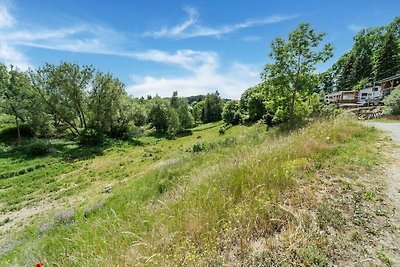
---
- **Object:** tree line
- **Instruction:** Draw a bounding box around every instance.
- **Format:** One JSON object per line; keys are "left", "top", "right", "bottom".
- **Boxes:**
{"left": 320, "top": 17, "right": 400, "bottom": 92}
{"left": 223, "top": 18, "right": 400, "bottom": 129}
{"left": 2, "top": 18, "right": 398, "bottom": 144}
{"left": 0, "top": 62, "right": 225, "bottom": 145}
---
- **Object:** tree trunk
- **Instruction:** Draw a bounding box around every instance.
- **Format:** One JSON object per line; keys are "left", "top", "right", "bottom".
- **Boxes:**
{"left": 15, "top": 116, "right": 21, "bottom": 146}
{"left": 289, "top": 88, "right": 297, "bottom": 130}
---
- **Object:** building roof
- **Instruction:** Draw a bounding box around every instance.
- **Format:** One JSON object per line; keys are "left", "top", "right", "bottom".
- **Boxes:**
{"left": 375, "top": 73, "right": 400, "bottom": 84}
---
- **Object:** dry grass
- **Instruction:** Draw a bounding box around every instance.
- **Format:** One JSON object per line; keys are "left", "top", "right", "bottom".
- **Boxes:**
{"left": 1, "top": 117, "right": 390, "bottom": 266}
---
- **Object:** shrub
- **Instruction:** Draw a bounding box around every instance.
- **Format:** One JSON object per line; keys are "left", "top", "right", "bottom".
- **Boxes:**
{"left": 219, "top": 126, "right": 226, "bottom": 135}
{"left": 222, "top": 100, "right": 242, "bottom": 125}
{"left": 108, "top": 123, "right": 140, "bottom": 140}
{"left": 26, "top": 140, "right": 52, "bottom": 156}
{"left": 192, "top": 142, "right": 204, "bottom": 153}
{"left": 79, "top": 128, "right": 105, "bottom": 146}
{"left": 384, "top": 85, "right": 400, "bottom": 115}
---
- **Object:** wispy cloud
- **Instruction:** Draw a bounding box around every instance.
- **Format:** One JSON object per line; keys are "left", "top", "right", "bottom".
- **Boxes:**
{"left": 348, "top": 24, "right": 364, "bottom": 33}
{"left": 143, "top": 7, "right": 298, "bottom": 39}
{"left": 127, "top": 49, "right": 261, "bottom": 99}
{"left": 0, "top": 0, "right": 14, "bottom": 29}
{"left": 0, "top": 2, "right": 125, "bottom": 69}
{"left": 0, "top": 2, "right": 262, "bottom": 98}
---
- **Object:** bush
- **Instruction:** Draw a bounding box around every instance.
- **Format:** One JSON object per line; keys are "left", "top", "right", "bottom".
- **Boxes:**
{"left": 26, "top": 139, "right": 52, "bottom": 156}
{"left": 222, "top": 100, "right": 242, "bottom": 125}
{"left": 219, "top": 126, "right": 226, "bottom": 135}
{"left": 384, "top": 86, "right": 400, "bottom": 115}
{"left": 108, "top": 123, "right": 139, "bottom": 140}
{"left": 79, "top": 128, "right": 105, "bottom": 146}
{"left": 192, "top": 142, "right": 204, "bottom": 153}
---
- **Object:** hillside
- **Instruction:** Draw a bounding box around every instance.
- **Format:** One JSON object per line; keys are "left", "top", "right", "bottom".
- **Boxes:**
{"left": 1, "top": 117, "right": 397, "bottom": 266}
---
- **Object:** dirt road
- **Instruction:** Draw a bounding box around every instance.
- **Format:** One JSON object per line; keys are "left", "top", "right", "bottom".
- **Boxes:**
{"left": 365, "top": 122, "right": 400, "bottom": 221}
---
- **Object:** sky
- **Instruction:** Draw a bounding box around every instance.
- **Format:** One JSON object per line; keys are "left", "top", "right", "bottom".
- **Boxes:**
{"left": 0, "top": 0, "right": 399, "bottom": 99}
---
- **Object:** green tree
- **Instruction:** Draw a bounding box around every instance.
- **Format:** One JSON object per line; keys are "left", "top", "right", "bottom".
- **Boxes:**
{"left": 30, "top": 63, "right": 94, "bottom": 136}
{"left": 175, "top": 98, "right": 194, "bottom": 131}
{"left": 384, "top": 85, "right": 400, "bottom": 115}
{"left": 169, "top": 91, "right": 194, "bottom": 131}
{"left": 170, "top": 91, "right": 179, "bottom": 109}
{"left": 192, "top": 100, "right": 205, "bottom": 123}
{"left": 374, "top": 30, "right": 400, "bottom": 80}
{"left": 0, "top": 65, "right": 28, "bottom": 144}
{"left": 248, "top": 92, "right": 266, "bottom": 121}
{"left": 203, "top": 91, "right": 223, "bottom": 123}
{"left": 88, "top": 72, "right": 127, "bottom": 135}
{"left": 222, "top": 100, "right": 241, "bottom": 125}
{"left": 262, "top": 23, "right": 333, "bottom": 128}
{"left": 239, "top": 84, "right": 264, "bottom": 113}
{"left": 147, "top": 98, "right": 175, "bottom": 133}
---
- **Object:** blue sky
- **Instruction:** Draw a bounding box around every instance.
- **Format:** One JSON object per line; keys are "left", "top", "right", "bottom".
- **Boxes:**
{"left": 0, "top": 0, "right": 399, "bottom": 98}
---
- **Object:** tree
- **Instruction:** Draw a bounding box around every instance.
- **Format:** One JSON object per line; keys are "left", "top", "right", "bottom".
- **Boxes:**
{"left": 169, "top": 91, "right": 194, "bottom": 131}
{"left": 175, "top": 98, "right": 194, "bottom": 131}
{"left": 147, "top": 98, "right": 175, "bottom": 133}
{"left": 192, "top": 100, "right": 205, "bottom": 123}
{"left": 0, "top": 65, "right": 28, "bottom": 144}
{"left": 88, "top": 72, "right": 127, "bottom": 135}
{"left": 384, "top": 85, "right": 400, "bottom": 115}
{"left": 262, "top": 23, "right": 333, "bottom": 129}
{"left": 170, "top": 91, "right": 179, "bottom": 109}
{"left": 222, "top": 100, "right": 241, "bottom": 125}
{"left": 248, "top": 92, "right": 266, "bottom": 121}
{"left": 203, "top": 91, "right": 223, "bottom": 123}
{"left": 239, "top": 84, "right": 264, "bottom": 113}
{"left": 374, "top": 30, "right": 400, "bottom": 80}
{"left": 30, "top": 63, "right": 94, "bottom": 136}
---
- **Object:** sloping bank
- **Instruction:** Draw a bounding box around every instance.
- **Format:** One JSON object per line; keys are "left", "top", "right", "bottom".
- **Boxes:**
{"left": 3, "top": 117, "right": 386, "bottom": 266}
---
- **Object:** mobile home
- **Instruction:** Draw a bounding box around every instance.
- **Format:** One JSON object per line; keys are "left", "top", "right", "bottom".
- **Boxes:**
{"left": 357, "top": 86, "right": 381, "bottom": 106}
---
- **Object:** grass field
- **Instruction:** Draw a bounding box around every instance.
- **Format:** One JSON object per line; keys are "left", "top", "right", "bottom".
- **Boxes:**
{"left": 0, "top": 117, "right": 392, "bottom": 266}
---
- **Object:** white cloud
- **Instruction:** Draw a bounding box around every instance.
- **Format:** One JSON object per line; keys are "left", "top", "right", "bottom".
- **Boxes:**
{"left": 0, "top": 2, "right": 124, "bottom": 69}
{"left": 0, "top": 2, "right": 262, "bottom": 98}
{"left": 144, "top": 7, "right": 298, "bottom": 39}
{"left": 0, "top": 43, "right": 31, "bottom": 70}
{"left": 348, "top": 24, "right": 364, "bottom": 33}
{"left": 126, "top": 49, "right": 261, "bottom": 99}
{"left": 0, "top": 0, "right": 13, "bottom": 29}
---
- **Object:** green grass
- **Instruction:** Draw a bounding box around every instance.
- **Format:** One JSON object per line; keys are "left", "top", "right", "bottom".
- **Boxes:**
{"left": 0, "top": 118, "right": 386, "bottom": 266}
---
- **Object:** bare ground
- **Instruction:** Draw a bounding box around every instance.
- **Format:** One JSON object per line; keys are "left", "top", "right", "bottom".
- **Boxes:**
{"left": 363, "top": 122, "right": 400, "bottom": 266}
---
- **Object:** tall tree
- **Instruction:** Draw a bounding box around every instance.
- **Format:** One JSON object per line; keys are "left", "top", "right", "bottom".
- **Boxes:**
{"left": 89, "top": 72, "right": 127, "bottom": 134}
{"left": 262, "top": 23, "right": 333, "bottom": 128}
{"left": 374, "top": 30, "right": 400, "bottom": 80}
{"left": 0, "top": 65, "right": 28, "bottom": 144}
{"left": 203, "top": 91, "right": 223, "bottom": 123}
{"left": 30, "top": 63, "right": 94, "bottom": 136}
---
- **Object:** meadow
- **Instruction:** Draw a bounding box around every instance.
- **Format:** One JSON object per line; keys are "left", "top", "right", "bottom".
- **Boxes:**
{"left": 0, "top": 116, "right": 392, "bottom": 266}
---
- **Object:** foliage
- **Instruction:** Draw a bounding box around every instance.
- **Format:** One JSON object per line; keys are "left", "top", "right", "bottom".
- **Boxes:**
{"left": 192, "top": 100, "right": 205, "bottom": 123}
{"left": 79, "top": 127, "right": 106, "bottom": 146}
{"left": 88, "top": 72, "right": 128, "bottom": 135}
{"left": 203, "top": 91, "right": 223, "bottom": 123}
{"left": 327, "top": 17, "right": 400, "bottom": 91}
{"left": 248, "top": 92, "right": 266, "bottom": 121}
{"left": 26, "top": 139, "right": 53, "bottom": 156}
{"left": 262, "top": 23, "right": 333, "bottom": 128}
{"left": 170, "top": 92, "right": 194, "bottom": 131}
{"left": 30, "top": 62, "right": 94, "bottom": 136}
{"left": 384, "top": 86, "right": 400, "bottom": 115}
{"left": 222, "top": 100, "right": 242, "bottom": 125}
{"left": 374, "top": 29, "right": 400, "bottom": 80}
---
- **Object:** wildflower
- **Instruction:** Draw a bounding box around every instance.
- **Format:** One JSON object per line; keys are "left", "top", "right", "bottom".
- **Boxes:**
{"left": 35, "top": 263, "right": 43, "bottom": 267}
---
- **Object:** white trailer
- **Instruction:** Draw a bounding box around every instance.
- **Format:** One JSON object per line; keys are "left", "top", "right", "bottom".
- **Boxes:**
{"left": 357, "top": 86, "right": 381, "bottom": 106}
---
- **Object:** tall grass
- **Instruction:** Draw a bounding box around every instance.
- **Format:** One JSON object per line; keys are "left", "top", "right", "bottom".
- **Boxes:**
{"left": 2, "top": 117, "right": 380, "bottom": 266}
